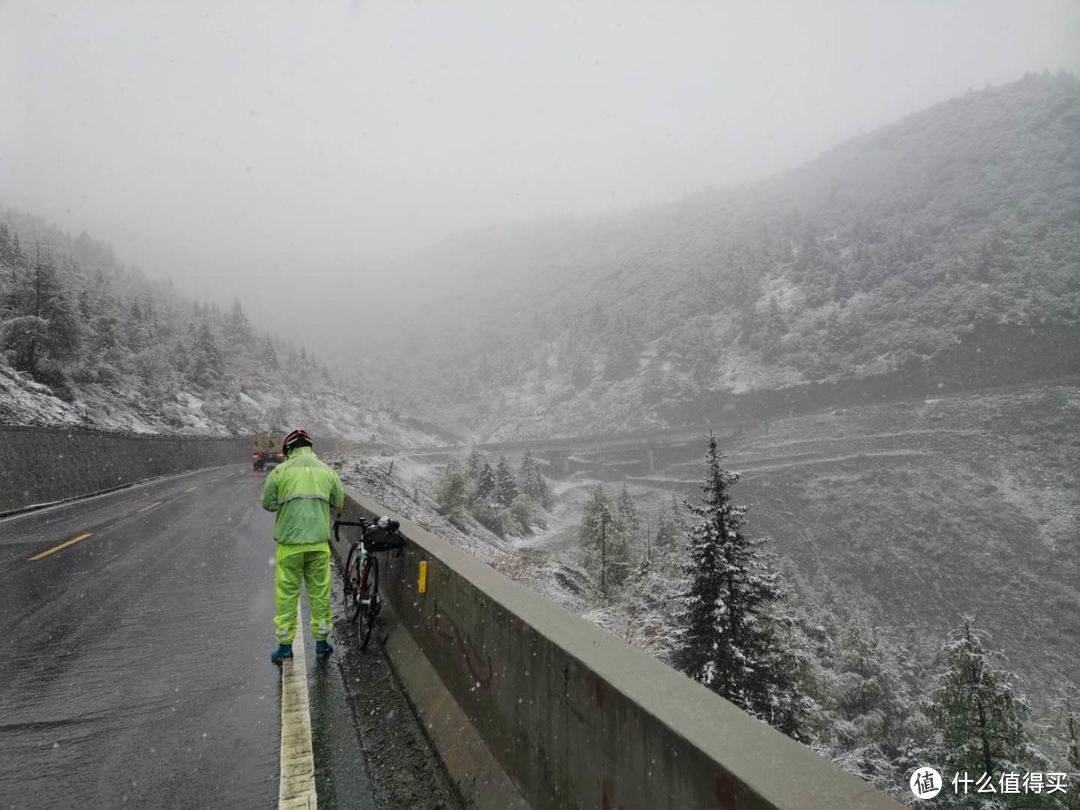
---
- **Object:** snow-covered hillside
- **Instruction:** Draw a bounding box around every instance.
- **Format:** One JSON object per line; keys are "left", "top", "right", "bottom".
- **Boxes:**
{"left": 0, "top": 210, "right": 456, "bottom": 447}
{"left": 0, "top": 361, "right": 451, "bottom": 447}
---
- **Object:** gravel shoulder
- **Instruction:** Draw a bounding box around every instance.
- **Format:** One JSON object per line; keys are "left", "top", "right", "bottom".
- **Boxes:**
{"left": 330, "top": 565, "right": 462, "bottom": 810}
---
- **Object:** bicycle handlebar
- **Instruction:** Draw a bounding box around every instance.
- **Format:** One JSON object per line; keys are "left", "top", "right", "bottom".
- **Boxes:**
{"left": 333, "top": 517, "right": 369, "bottom": 544}
{"left": 332, "top": 517, "right": 404, "bottom": 551}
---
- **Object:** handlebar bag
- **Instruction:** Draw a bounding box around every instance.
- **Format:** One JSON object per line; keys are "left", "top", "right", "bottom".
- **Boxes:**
{"left": 363, "top": 525, "right": 405, "bottom": 552}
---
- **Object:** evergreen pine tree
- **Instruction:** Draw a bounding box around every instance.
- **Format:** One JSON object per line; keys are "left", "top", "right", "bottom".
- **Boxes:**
{"left": 509, "top": 493, "right": 533, "bottom": 533}
{"left": 466, "top": 449, "right": 486, "bottom": 480}
{"left": 1053, "top": 690, "right": 1080, "bottom": 810}
{"left": 189, "top": 321, "right": 224, "bottom": 388}
{"left": 924, "top": 619, "right": 1045, "bottom": 804}
{"left": 124, "top": 300, "right": 151, "bottom": 351}
{"left": 473, "top": 462, "right": 496, "bottom": 504}
{"left": 0, "top": 224, "right": 15, "bottom": 279}
{"left": 634, "top": 541, "right": 653, "bottom": 581}
{"left": 519, "top": 449, "right": 540, "bottom": 497}
{"left": 226, "top": 298, "right": 254, "bottom": 347}
{"left": 91, "top": 307, "right": 122, "bottom": 359}
{"left": 1067, "top": 696, "right": 1080, "bottom": 774}
{"left": 2, "top": 248, "right": 79, "bottom": 375}
{"left": 536, "top": 471, "right": 553, "bottom": 510}
{"left": 494, "top": 455, "right": 518, "bottom": 507}
{"left": 813, "top": 611, "right": 924, "bottom": 794}
{"left": 579, "top": 485, "right": 629, "bottom": 593}
{"left": 654, "top": 506, "right": 678, "bottom": 551}
{"left": 672, "top": 434, "right": 805, "bottom": 736}
{"left": 518, "top": 449, "right": 553, "bottom": 510}
{"left": 434, "top": 461, "right": 468, "bottom": 521}
{"left": 260, "top": 336, "right": 279, "bottom": 371}
{"left": 616, "top": 484, "right": 640, "bottom": 538}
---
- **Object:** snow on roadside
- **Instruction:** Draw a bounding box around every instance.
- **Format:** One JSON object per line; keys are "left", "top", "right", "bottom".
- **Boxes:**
{"left": 0, "top": 360, "right": 453, "bottom": 447}
{"left": 333, "top": 452, "right": 600, "bottom": 615}
{"left": 0, "top": 365, "right": 89, "bottom": 427}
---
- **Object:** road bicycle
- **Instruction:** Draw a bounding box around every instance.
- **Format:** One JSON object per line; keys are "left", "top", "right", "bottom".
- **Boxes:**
{"left": 333, "top": 516, "right": 405, "bottom": 649}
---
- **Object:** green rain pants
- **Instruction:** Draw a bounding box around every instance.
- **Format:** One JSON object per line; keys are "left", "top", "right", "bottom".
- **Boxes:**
{"left": 274, "top": 544, "right": 333, "bottom": 644}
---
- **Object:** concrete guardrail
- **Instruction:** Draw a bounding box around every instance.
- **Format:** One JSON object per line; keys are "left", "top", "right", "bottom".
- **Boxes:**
{"left": 332, "top": 488, "right": 907, "bottom": 810}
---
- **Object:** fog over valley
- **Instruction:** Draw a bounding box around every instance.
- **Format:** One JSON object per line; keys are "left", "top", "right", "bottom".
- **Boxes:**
{"left": 3, "top": 1, "right": 1079, "bottom": 350}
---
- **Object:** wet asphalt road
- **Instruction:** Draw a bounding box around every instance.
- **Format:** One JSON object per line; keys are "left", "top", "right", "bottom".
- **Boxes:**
{"left": 0, "top": 465, "right": 373, "bottom": 809}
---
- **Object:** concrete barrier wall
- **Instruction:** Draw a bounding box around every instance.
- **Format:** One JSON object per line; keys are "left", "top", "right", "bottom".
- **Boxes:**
{"left": 0, "top": 425, "right": 249, "bottom": 514}
{"left": 332, "top": 489, "right": 906, "bottom": 810}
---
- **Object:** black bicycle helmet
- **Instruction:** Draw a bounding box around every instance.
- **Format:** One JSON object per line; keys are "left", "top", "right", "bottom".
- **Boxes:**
{"left": 282, "top": 428, "right": 313, "bottom": 455}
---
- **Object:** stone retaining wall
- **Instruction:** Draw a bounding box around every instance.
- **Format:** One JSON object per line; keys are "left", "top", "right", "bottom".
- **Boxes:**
{"left": 0, "top": 425, "right": 248, "bottom": 514}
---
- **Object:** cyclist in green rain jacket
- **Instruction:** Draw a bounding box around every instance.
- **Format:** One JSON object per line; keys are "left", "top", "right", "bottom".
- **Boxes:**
{"left": 260, "top": 429, "right": 345, "bottom": 664}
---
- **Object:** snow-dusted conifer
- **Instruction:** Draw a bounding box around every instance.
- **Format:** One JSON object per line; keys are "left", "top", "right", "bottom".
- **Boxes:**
{"left": 672, "top": 434, "right": 805, "bottom": 736}
{"left": 1067, "top": 695, "right": 1080, "bottom": 773}
{"left": 494, "top": 455, "right": 518, "bottom": 506}
{"left": 925, "top": 619, "right": 1045, "bottom": 790}
{"left": 189, "top": 320, "right": 224, "bottom": 387}
{"left": 1051, "top": 690, "right": 1080, "bottom": 810}
{"left": 519, "top": 449, "right": 539, "bottom": 495}
{"left": 2, "top": 249, "right": 79, "bottom": 374}
{"left": 226, "top": 298, "right": 254, "bottom": 348}
{"left": 616, "top": 484, "right": 640, "bottom": 537}
{"left": 533, "top": 467, "right": 552, "bottom": 510}
{"left": 654, "top": 507, "right": 678, "bottom": 551}
{"left": 580, "top": 484, "right": 629, "bottom": 592}
{"left": 473, "top": 461, "right": 496, "bottom": 504}
{"left": 260, "top": 336, "right": 279, "bottom": 371}
{"left": 519, "top": 448, "right": 552, "bottom": 509}
{"left": 434, "top": 461, "right": 468, "bottom": 521}
{"left": 465, "top": 449, "right": 486, "bottom": 480}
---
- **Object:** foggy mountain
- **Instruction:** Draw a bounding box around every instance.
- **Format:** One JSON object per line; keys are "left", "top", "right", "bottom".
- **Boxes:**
{"left": 351, "top": 72, "right": 1080, "bottom": 701}
{"left": 0, "top": 209, "right": 453, "bottom": 446}
{"left": 367, "top": 73, "right": 1080, "bottom": 440}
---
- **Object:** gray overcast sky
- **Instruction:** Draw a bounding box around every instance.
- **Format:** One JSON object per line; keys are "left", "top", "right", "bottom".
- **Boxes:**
{"left": 2, "top": 0, "right": 1079, "bottom": 341}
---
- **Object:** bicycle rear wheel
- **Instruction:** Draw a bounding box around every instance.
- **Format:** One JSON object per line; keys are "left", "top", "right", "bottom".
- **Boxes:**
{"left": 357, "top": 555, "right": 380, "bottom": 650}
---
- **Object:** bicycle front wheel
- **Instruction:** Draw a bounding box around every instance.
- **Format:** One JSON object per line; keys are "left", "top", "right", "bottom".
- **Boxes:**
{"left": 343, "top": 544, "right": 363, "bottom": 623}
{"left": 357, "top": 555, "right": 380, "bottom": 650}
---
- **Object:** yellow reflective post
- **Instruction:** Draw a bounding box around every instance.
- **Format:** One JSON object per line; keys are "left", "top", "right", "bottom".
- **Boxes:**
{"left": 418, "top": 560, "right": 428, "bottom": 594}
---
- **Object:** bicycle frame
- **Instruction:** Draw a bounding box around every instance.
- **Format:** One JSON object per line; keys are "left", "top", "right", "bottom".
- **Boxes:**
{"left": 333, "top": 517, "right": 402, "bottom": 649}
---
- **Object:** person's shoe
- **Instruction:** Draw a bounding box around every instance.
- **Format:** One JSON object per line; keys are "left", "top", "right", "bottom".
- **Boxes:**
{"left": 315, "top": 639, "right": 334, "bottom": 658}
{"left": 270, "top": 644, "right": 293, "bottom": 664}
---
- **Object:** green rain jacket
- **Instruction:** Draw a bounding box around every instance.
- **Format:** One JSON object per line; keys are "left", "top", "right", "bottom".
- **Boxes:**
{"left": 260, "top": 446, "right": 345, "bottom": 548}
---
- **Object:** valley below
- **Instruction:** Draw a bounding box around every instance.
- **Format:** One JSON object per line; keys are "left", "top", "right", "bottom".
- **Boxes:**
{"left": 468, "top": 380, "right": 1080, "bottom": 701}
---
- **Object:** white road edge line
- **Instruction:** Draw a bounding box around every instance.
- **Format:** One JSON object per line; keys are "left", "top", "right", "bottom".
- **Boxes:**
{"left": 279, "top": 605, "right": 317, "bottom": 810}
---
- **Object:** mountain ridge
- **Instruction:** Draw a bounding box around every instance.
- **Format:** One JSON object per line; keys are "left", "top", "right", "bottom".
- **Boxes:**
{"left": 362, "top": 72, "right": 1080, "bottom": 441}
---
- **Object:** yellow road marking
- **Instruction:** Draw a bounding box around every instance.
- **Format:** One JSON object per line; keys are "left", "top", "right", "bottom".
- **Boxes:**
{"left": 29, "top": 533, "right": 93, "bottom": 561}
{"left": 138, "top": 501, "right": 162, "bottom": 513}
{"left": 279, "top": 606, "right": 317, "bottom": 809}
{"left": 183, "top": 486, "right": 197, "bottom": 493}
